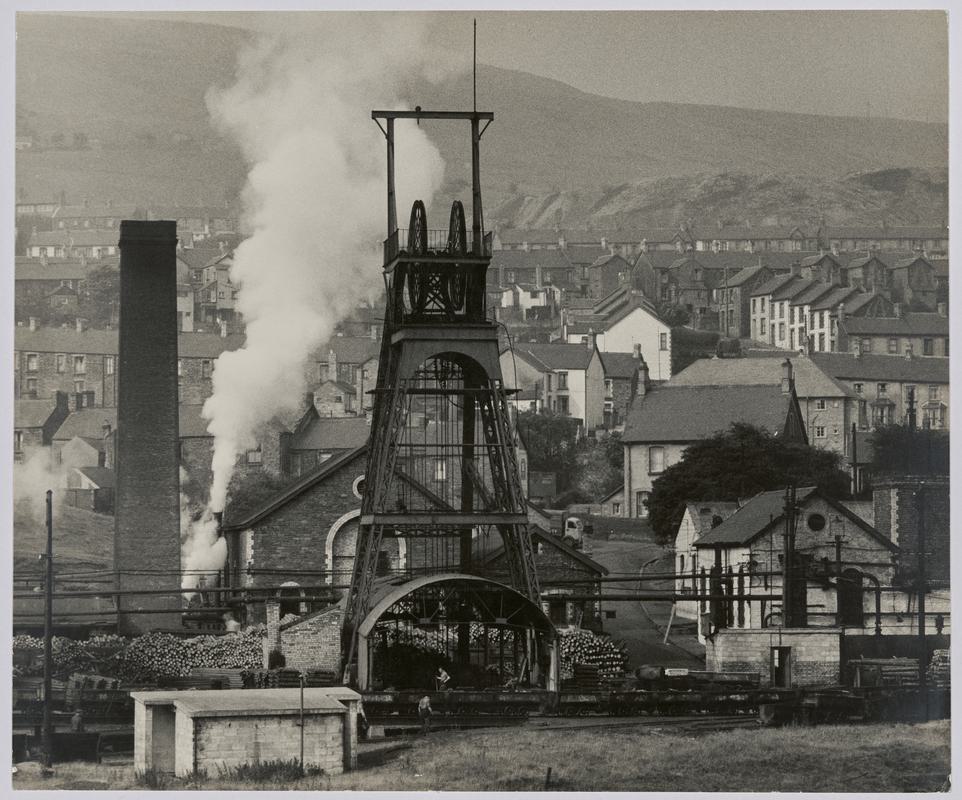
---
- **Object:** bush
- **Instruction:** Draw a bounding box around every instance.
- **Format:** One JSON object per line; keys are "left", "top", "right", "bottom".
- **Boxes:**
{"left": 216, "top": 760, "right": 323, "bottom": 782}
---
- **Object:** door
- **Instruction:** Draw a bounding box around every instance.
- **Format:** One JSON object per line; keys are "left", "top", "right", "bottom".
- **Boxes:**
{"left": 771, "top": 646, "right": 792, "bottom": 688}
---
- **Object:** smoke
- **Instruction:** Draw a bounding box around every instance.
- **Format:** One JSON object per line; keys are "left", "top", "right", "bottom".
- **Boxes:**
{"left": 201, "top": 17, "right": 449, "bottom": 514}
{"left": 180, "top": 467, "right": 227, "bottom": 591}
{"left": 13, "top": 447, "right": 68, "bottom": 524}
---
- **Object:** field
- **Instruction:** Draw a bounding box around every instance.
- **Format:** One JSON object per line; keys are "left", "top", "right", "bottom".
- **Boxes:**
{"left": 11, "top": 720, "right": 951, "bottom": 792}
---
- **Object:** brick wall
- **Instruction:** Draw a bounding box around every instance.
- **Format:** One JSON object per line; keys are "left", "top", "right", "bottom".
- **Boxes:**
{"left": 114, "top": 221, "right": 183, "bottom": 634}
{"left": 874, "top": 477, "right": 950, "bottom": 583}
{"left": 177, "top": 356, "right": 215, "bottom": 405}
{"left": 706, "top": 627, "right": 840, "bottom": 686}
{"left": 174, "top": 708, "right": 195, "bottom": 776}
{"left": 607, "top": 377, "right": 634, "bottom": 428}
{"left": 15, "top": 349, "right": 116, "bottom": 406}
{"left": 192, "top": 713, "right": 346, "bottom": 776}
{"left": 279, "top": 605, "right": 344, "bottom": 674}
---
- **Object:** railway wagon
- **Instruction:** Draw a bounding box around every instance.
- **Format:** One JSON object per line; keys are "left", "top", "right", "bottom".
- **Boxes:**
{"left": 363, "top": 689, "right": 549, "bottom": 719}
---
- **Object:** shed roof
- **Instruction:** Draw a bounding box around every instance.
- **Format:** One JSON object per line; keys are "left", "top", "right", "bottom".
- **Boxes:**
{"left": 162, "top": 688, "right": 353, "bottom": 717}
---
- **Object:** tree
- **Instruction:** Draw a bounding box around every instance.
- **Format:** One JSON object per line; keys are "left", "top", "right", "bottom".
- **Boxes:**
{"left": 646, "top": 423, "right": 851, "bottom": 545}
{"left": 869, "top": 425, "right": 949, "bottom": 477}
{"left": 79, "top": 265, "right": 120, "bottom": 327}
{"left": 517, "top": 409, "right": 581, "bottom": 488}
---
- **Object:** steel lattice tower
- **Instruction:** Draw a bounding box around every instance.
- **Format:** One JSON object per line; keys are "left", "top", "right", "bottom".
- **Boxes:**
{"left": 341, "top": 109, "right": 540, "bottom": 678}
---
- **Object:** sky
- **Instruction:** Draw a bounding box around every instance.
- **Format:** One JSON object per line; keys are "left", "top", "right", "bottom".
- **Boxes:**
{"left": 63, "top": 8, "right": 948, "bottom": 124}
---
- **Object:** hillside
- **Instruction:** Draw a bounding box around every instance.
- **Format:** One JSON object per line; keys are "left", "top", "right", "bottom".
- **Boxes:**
{"left": 15, "top": 14, "right": 948, "bottom": 223}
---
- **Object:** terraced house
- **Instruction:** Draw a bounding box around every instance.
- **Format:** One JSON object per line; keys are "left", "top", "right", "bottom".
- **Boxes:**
{"left": 837, "top": 309, "right": 949, "bottom": 358}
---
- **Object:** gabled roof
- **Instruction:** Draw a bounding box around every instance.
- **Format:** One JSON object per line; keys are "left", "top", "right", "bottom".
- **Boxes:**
{"left": 588, "top": 253, "right": 628, "bottom": 269}
{"left": 514, "top": 343, "right": 594, "bottom": 371}
{"left": 707, "top": 225, "right": 807, "bottom": 241}
{"left": 841, "top": 291, "right": 885, "bottom": 315}
{"left": 844, "top": 254, "right": 889, "bottom": 271}
{"left": 16, "top": 257, "right": 116, "bottom": 281}
{"left": 810, "top": 352, "right": 950, "bottom": 383}
{"left": 599, "top": 352, "right": 641, "bottom": 379}
{"left": 694, "top": 486, "right": 898, "bottom": 552}
{"left": 30, "top": 230, "right": 119, "bottom": 247}
{"left": 799, "top": 253, "right": 842, "bottom": 268}
{"left": 177, "top": 247, "right": 225, "bottom": 269}
{"left": 840, "top": 312, "right": 948, "bottom": 337}
{"left": 15, "top": 398, "right": 60, "bottom": 429}
{"left": 751, "top": 273, "right": 798, "bottom": 297}
{"left": 891, "top": 256, "right": 933, "bottom": 271}
{"left": 52, "top": 405, "right": 214, "bottom": 441}
{"left": 221, "top": 446, "right": 368, "bottom": 531}
{"left": 317, "top": 379, "right": 357, "bottom": 395}
{"left": 490, "top": 248, "right": 573, "bottom": 273}
{"left": 622, "top": 385, "right": 796, "bottom": 443}
{"left": 684, "top": 501, "right": 741, "bottom": 535}
{"left": 45, "top": 284, "right": 78, "bottom": 297}
{"left": 497, "top": 228, "right": 562, "bottom": 246}
{"left": 564, "top": 246, "right": 611, "bottom": 266}
{"left": 671, "top": 355, "right": 851, "bottom": 398}
{"left": 14, "top": 327, "right": 245, "bottom": 359}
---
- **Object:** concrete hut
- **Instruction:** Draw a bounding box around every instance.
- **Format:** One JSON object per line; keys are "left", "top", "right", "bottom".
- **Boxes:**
{"left": 132, "top": 687, "right": 360, "bottom": 777}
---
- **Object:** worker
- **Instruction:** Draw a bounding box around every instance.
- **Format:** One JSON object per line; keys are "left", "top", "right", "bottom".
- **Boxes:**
{"left": 418, "top": 695, "right": 433, "bottom": 733}
{"left": 357, "top": 699, "right": 370, "bottom": 739}
{"left": 70, "top": 708, "right": 85, "bottom": 732}
{"left": 436, "top": 667, "right": 451, "bottom": 691}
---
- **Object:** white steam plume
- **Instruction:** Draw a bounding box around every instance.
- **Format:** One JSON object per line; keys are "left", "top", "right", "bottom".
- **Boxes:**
{"left": 180, "top": 467, "right": 226, "bottom": 592}
{"left": 202, "top": 17, "right": 448, "bottom": 515}
{"left": 13, "top": 447, "right": 68, "bottom": 524}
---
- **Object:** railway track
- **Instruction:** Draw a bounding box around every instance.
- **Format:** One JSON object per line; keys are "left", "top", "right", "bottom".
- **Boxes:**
{"left": 527, "top": 713, "right": 757, "bottom": 734}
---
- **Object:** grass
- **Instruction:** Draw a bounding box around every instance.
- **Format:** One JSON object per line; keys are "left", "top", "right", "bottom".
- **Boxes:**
{"left": 12, "top": 720, "right": 951, "bottom": 792}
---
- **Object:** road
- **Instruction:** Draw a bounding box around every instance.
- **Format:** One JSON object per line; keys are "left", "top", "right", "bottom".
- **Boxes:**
{"left": 586, "top": 535, "right": 705, "bottom": 670}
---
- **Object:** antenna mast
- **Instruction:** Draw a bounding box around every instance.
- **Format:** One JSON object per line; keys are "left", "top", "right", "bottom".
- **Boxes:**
{"left": 473, "top": 18, "right": 477, "bottom": 113}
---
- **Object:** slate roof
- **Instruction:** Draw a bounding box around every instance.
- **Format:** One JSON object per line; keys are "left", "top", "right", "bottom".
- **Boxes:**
{"left": 671, "top": 355, "right": 851, "bottom": 398}
{"left": 891, "top": 256, "right": 932, "bottom": 270}
{"left": 840, "top": 292, "right": 882, "bottom": 315}
{"left": 810, "top": 286, "right": 861, "bottom": 311}
{"left": 622, "top": 385, "right": 795, "bottom": 443}
{"left": 810, "top": 352, "right": 950, "bottom": 383}
{"left": 600, "top": 352, "right": 642, "bottom": 379}
{"left": 75, "top": 466, "right": 116, "bottom": 489}
{"left": 291, "top": 417, "right": 372, "bottom": 451}
{"left": 790, "top": 281, "right": 837, "bottom": 306}
{"left": 694, "top": 487, "right": 817, "bottom": 547}
{"left": 588, "top": 254, "right": 627, "bottom": 269}
{"left": 318, "top": 380, "right": 357, "bottom": 395}
{"left": 799, "top": 253, "right": 841, "bottom": 268}
{"left": 52, "top": 405, "right": 214, "bottom": 441}
{"left": 15, "top": 398, "right": 60, "bottom": 429}
{"left": 221, "top": 446, "right": 368, "bottom": 531}
{"left": 751, "top": 273, "right": 798, "bottom": 297}
{"left": 684, "top": 501, "right": 741, "bottom": 535}
{"left": 490, "top": 248, "right": 573, "bottom": 272}
{"left": 724, "top": 265, "right": 770, "bottom": 286}
{"left": 29, "top": 230, "right": 120, "bottom": 246}
{"left": 707, "top": 225, "right": 807, "bottom": 241}
{"left": 840, "top": 313, "right": 948, "bottom": 336}
{"left": 16, "top": 257, "right": 117, "bottom": 281}
{"left": 772, "top": 277, "right": 815, "bottom": 301}
{"left": 565, "top": 246, "right": 611, "bottom": 265}
{"left": 177, "top": 247, "right": 225, "bottom": 269}
{"left": 514, "top": 343, "right": 594, "bottom": 371}
{"left": 482, "top": 525, "right": 609, "bottom": 576}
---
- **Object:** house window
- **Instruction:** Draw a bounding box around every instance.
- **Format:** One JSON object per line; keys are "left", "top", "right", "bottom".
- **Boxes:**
{"left": 506, "top": 270, "right": 515, "bottom": 283}
{"left": 649, "top": 446, "right": 665, "bottom": 474}
{"left": 556, "top": 396, "right": 569, "bottom": 415}
{"left": 177, "top": 359, "right": 183, "bottom": 377}
{"left": 944, "top": 338, "right": 949, "bottom": 357}
{"left": 854, "top": 383, "right": 863, "bottom": 394}
{"left": 612, "top": 502, "right": 621, "bottom": 515}
{"left": 928, "top": 385, "right": 939, "bottom": 402}
{"left": 105, "top": 356, "right": 115, "bottom": 375}
{"left": 26, "top": 353, "right": 39, "bottom": 372}
{"left": 760, "top": 317, "right": 766, "bottom": 334}
{"left": 435, "top": 459, "right": 447, "bottom": 481}
{"left": 761, "top": 297, "right": 766, "bottom": 312}
{"left": 778, "top": 303, "right": 784, "bottom": 319}
{"left": 752, "top": 298, "right": 757, "bottom": 312}
{"left": 815, "top": 399, "right": 827, "bottom": 410}
{"left": 923, "top": 338, "right": 934, "bottom": 356}
{"left": 887, "top": 338, "right": 898, "bottom": 354}
{"left": 814, "top": 425, "right": 826, "bottom": 438}
{"left": 73, "top": 380, "right": 85, "bottom": 393}
{"left": 818, "top": 333, "right": 825, "bottom": 351}
{"left": 14, "top": 430, "right": 23, "bottom": 452}
{"left": 604, "top": 379, "right": 614, "bottom": 396}
{"left": 877, "top": 383, "right": 887, "bottom": 396}
{"left": 246, "top": 447, "right": 262, "bottom": 465}
{"left": 202, "top": 360, "right": 212, "bottom": 379}
{"left": 55, "top": 354, "right": 66, "bottom": 373}
{"left": 25, "top": 378, "right": 38, "bottom": 397}
{"left": 73, "top": 355, "right": 86, "bottom": 374}
{"left": 860, "top": 338, "right": 872, "bottom": 354}
{"left": 557, "top": 371, "right": 568, "bottom": 389}
{"left": 659, "top": 333, "right": 668, "bottom": 350}
{"left": 778, "top": 323, "right": 785, "bottom": 340}
{"left": 546, "top": 374, "right": 552, "bottom": 392}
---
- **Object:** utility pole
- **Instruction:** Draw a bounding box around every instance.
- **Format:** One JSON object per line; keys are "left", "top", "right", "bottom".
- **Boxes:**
{"left": 916, "top": 483, "right": 928, "bottom": 720}
{"left": 41, "top": 489, "right": 54, "bottom": 771}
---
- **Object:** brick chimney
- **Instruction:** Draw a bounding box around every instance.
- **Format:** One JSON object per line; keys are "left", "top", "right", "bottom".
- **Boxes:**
{"left": 535, "top": 263, "right": 543, "bottom": 288}
{"left": 28, "top": 316, "right": 38, "bottom": 332}
{"left": 633, "top": 343, "right": 649, "bottom": 398}
{"left": 781, "top": 358, "right": 794, "bottom": 394}
{"left": 75, "top": 317, "right": 86, "bottom": 333}
{"left": 114, "top": 220, "right": 183, "bottom": 635}
{"left": 328, "top": 347, "right": 338, "bottom": 382}
{"left": 894, "top": 303, "right": 902, "bottom": 319}
{"left": 937, "top": 302, "right": 947, "bottom": 317}
{"left": 586, "top": 328, "right": 596, "bottom": 351}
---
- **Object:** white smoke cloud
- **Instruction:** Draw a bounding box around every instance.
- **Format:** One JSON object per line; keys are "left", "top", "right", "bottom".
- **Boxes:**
{"left": 13, "top": 447, "right": 68, "bottom": 524}
{"left": 180, "top": 467, "right": 227, "bottom": 592}
{"left": 201, "top": 16, "right": 450, "bottom": 514}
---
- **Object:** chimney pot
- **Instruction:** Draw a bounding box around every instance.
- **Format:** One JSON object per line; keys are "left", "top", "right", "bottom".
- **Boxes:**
{"left": 937, "top": 302, "right": 947, "bottom": 317}
{"left": 894, "top": 303, "right": 902, "bottom": 319}
{"left": 75, "top": 318, "right": 86, "bottom": 333}
{"left": 781, "top": 358, "right": 794, "bottom": 393}
{"left": 29, "top": 317, "right": 38, "bottom": 331}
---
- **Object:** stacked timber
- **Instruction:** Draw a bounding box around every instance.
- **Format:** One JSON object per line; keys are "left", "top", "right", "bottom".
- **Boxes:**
{"left": 926, "top": 650, "right": 950, "bottom": 688}
{"left": 850, "top": 657, "right": 920, "bottom": 688}
{"left": 572, "top": 664, "right": 600, "bottom": 691}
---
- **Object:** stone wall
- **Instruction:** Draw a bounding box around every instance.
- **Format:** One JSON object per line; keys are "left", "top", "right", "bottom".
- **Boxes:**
{"left": 873, "top": 477, "right": 950, "bottom": 583}
{"left": 191, "top": 713, "right": 345, "bottom": 776}
{"left": 706, "top": 627, "right": 841, "bottom": 687}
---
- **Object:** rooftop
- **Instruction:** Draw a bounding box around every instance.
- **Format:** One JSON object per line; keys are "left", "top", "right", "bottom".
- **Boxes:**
{"left": 810, "top": 351, "right": 950, "bottom": 383}
{"left": 291, "top": 416, "right": 372, "bottom": 451}
{"left": 622, "top": 384, "right": 796, "bottom": 443}
{"left": 694, "top": 487, "right": 816, "bottom": 547}
{"left": 600, "top": 351, "right": 643, "bottom": 379}
{"left": 15, "top": 398, "right": 61, "bottom": 429}
{"left": 840, "top": 312, "right": 949, "bottom": 337}
{"left": 671, "top": 355, "right": 851, "bottom": 397}
{"left": 514, "top": 342, "right": 594, "bottom": 371}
